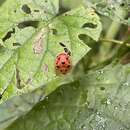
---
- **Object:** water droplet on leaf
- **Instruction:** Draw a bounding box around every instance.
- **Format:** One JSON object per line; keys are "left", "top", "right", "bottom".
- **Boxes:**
{"left": 123, "top": 82, "right": 129, "bottom": 87}
{"left": 106, "top": 98, "right": 111, "bottom": 105}
{"left": 81, "top": 124, "right": 86, "bottom": 129}
{"left": 98, "top": 70, "right": 104, "bottom": 74}
{"left": 114, "top": 106, "right": 118, "bottom": 110}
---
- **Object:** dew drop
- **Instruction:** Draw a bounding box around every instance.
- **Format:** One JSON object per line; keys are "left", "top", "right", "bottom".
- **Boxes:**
{"left": 110, "top": 4, "right": 114, "bottom": 9}
{"left": 114, "top": 106, "right": 118, "bottom": 110}
{"left": 103, "top": 12, "right": 109, "bottom": 16}
{"left": 84, "top": 102, "right": 88, "bottom": 106}
{"left": 123, "top": 82, "right": 129, "bottom": 87}
{"left": 78, "top": 110, "right": 82, "bottom": 114}
{"left": 96, "top": 111, "right": 101, "bottom": 115}
{"left": 98, "top": 70, "right": 104, "bottom": 74}
{"left": 96, "top": 70, "right": 105, "bottom": 81}
{"left": 81, "top": 124, "right": 86, "bottom": 129}
{"left": 106, "top": 98, "right": 111, "bottom": 105}
{"left": 45, "top": 96, "right": 48, "bottom": 100}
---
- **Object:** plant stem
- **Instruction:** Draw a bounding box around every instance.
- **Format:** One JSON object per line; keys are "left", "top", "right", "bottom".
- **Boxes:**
{"left": 99, "top": 7, "right": 127, "bottom": 61}
{"left": 100, "top": 38, "right": 130, "bottom": 47}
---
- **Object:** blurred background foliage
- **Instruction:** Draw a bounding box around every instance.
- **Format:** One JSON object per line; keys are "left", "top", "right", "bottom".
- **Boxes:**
{"left": 59, "top": 0, "right": 130, "bottom": 76}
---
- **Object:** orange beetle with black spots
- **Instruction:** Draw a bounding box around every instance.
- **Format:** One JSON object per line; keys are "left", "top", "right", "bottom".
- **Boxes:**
{"left": 55, "top": 42, "right": 72, "bottom": 74}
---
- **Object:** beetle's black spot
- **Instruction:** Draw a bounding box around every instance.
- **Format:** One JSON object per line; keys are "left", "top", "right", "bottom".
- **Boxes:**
{"left": 67, "top": 65, "right": 70, "bottom": 68}
{"left": 17, "top": 21, "right": 39, "bottom": 29}
{"left": 56, "top": 61, "right": 58, "bottom": 64}
{"left": 65, "top": 69, "right": 68, "bottom": 72}
{"left": 82, "top": 23, "right": 97, "bottom": 28}
{"left": 62, "top": 61, "right": 65, "bottom": 64}
{"left": 66, "top": 57, "right": 68, "bottom": 60}
{"left": 58, "top": 57, "right": 60, "bottom": 60}
{"left": 21, "top": 4, "right": 31, "bottom": 14}
{"left": 56, "top": 66, "right": 60, "bottom": 68}
{"left": 2, "top": 28, "right": 15, "bottom": 42}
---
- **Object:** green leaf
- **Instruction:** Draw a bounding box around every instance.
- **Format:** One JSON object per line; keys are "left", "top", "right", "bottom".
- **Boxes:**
{"left": 0, "top": 75, "right": 74, "bottom": 130}
{"left": 0, "top": 0, "right": 59, "bottom": 37}
{"left": 0, "top": 2, "right": 102, "bottom": 102}
{"left": 5, "top": 63, "right": 130, "bottom": 130}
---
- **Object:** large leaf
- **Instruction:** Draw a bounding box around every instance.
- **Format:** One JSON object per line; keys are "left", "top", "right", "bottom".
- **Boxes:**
{"left": 5, "top": 63, "right": 130, "bottom": 130}
{"left": 0, "top": 0, "right": 59, "bottom": 37}
{"left": 0, "top": 1, "right": 102, "bottom": 102}
{"left": 0, "top": 75, "right": 74, "bottom": 130}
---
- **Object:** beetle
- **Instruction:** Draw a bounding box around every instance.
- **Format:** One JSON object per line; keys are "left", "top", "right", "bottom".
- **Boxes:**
{"left": 55, "top": 42, "right": 72, "bottom": 74}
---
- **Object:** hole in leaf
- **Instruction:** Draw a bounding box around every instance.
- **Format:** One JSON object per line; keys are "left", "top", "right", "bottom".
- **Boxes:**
{"left": 34, "top": 9, "right": 40, "bottom": 12}
{"left": 45, "top": 0, "right": 47, "bottom": 2}
{"left": 59, "top": 42, "right": 66, "bottom": 47}
{"left": 21, "top": 4, "right": 31, "bottom": 14}
{"left": 78, "top": 34, "right": 95, "bottom": 47}
{"left": 52, "top": 29, "right": 57, "bottom": 35}
{"left": 17, "top": 21, "right": 39, "bottom": 29}
{"left": 2, "top": 28, "right": 15, "bottom": 42}
{"left": 120, "top": 3, "right": 125, "bottom": 7}
{"left": 13, "top": 42, "right": 21, "bottom": 46}
{"left": 78, "top": 34, "right": 87, "bottom": 42}
{"left": 0, "top": 94, "right": 2, "bottom": 99}
{"left": 100, "top": 87, "right": 105, "bottom": 90}
{"left": 82, "top": 23, "right": 97, "bottom": 28}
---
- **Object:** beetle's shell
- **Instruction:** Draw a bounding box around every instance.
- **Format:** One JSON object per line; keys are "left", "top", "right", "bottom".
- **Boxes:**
{"left": 55, "top": 53, "right": 72, "bottom": 74}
